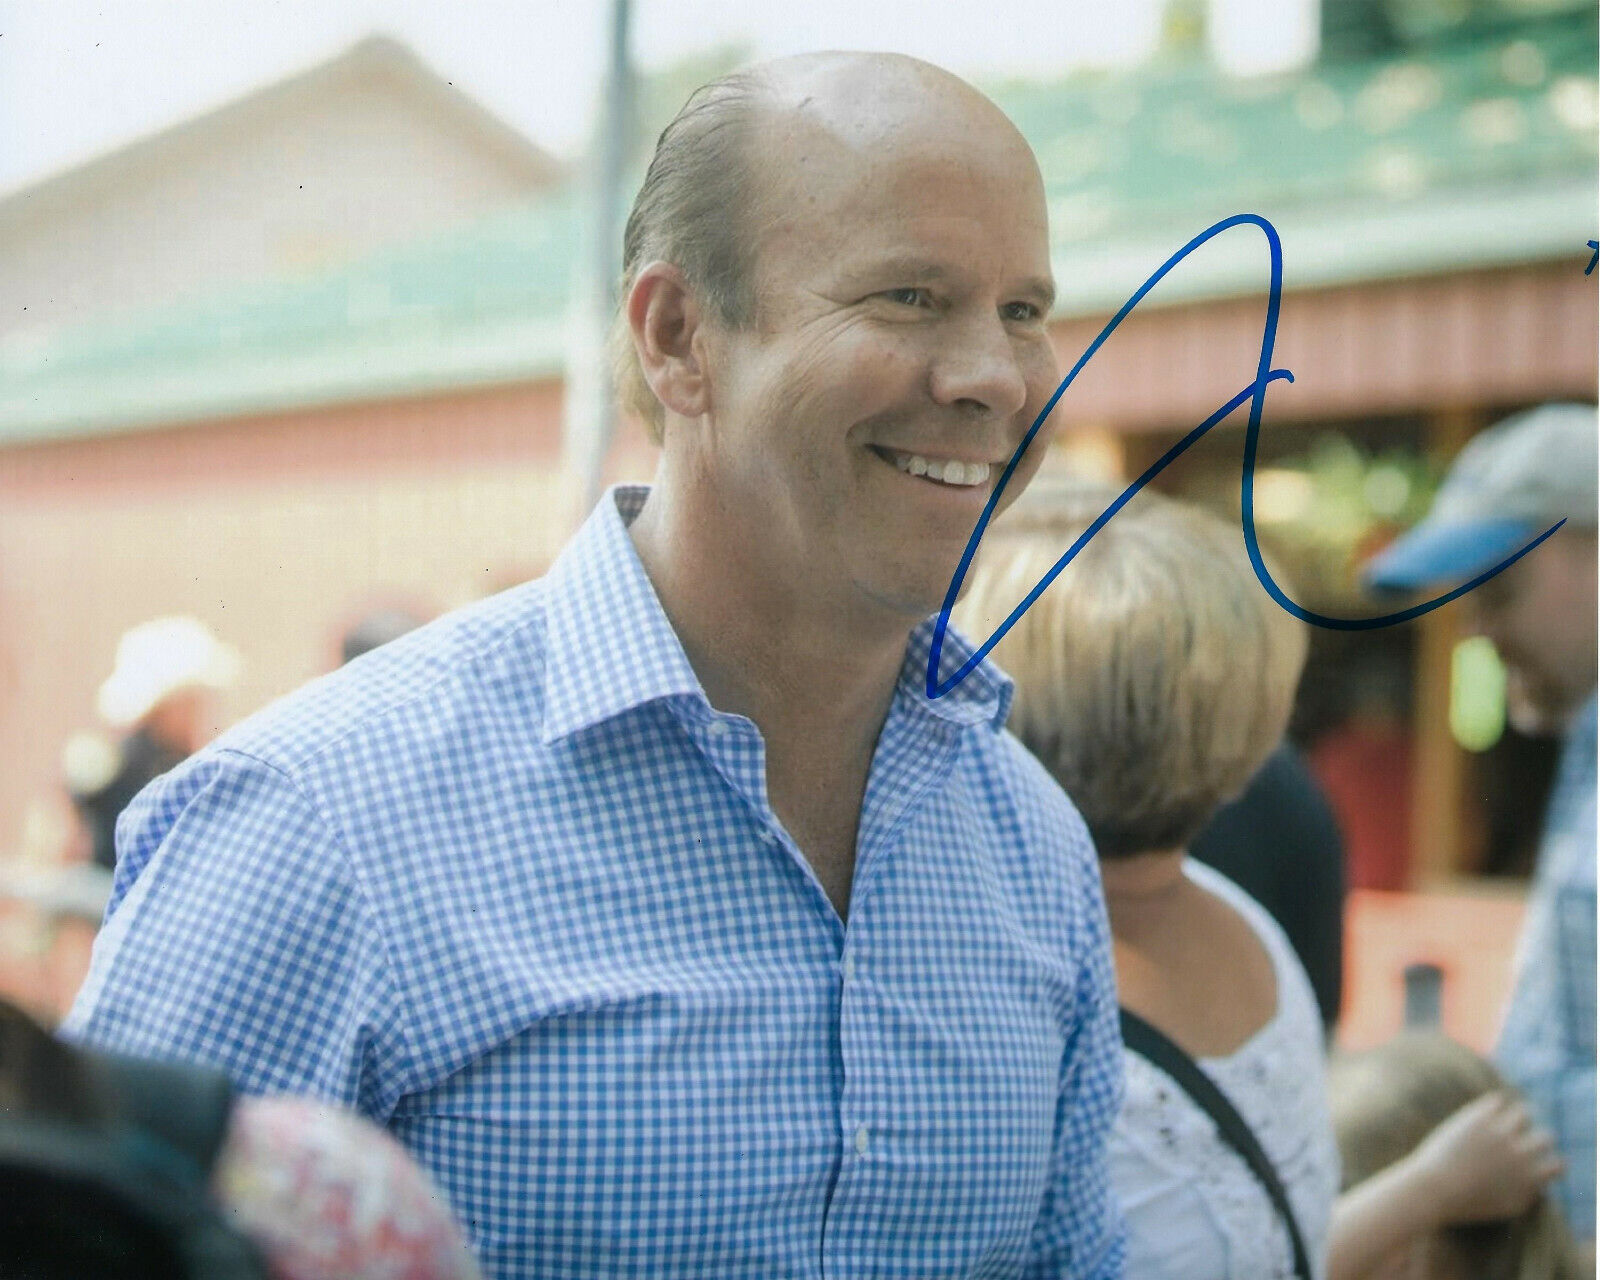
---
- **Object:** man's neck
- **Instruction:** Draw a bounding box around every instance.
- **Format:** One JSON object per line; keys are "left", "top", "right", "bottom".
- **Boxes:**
{"left": 626, "top": 479, "right": 913, "bottom": 749}
{"left": 628, "top": 477, "right": 922, "bottom": 919}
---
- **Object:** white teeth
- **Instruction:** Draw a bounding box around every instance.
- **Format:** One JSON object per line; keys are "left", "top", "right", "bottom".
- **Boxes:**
{"left": 889, "top": 451, "right": 991, "bottom": 487}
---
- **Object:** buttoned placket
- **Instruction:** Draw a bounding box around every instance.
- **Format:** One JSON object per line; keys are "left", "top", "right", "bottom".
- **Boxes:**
{"left": 675, "top": 679, "right": 1005, "bottom": 1272}
{"left": 684, "top": 704, "right": 846, "bottom": 933}
{"left": 825, "top": 694, "right": 974, "bottom": 1273}
{"left": 678, "top": 700, "right": 893, "bottom": 1239}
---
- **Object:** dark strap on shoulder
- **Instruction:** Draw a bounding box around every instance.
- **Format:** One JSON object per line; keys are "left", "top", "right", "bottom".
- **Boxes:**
{"left": 1120, "top": 1007, "right": 1313, "bottom": 1280}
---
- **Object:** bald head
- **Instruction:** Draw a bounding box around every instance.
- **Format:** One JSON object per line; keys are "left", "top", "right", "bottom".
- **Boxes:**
{"left": 612, "top": 53, "right": 1045, "bottom": 440}
{"left": 753, "top": 51, "right": 1034, "bottom": 157}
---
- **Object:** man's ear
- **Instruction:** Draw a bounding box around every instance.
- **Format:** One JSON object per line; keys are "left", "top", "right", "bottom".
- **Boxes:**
{"left": 628, "top": 262, "right": 712, "bottom": 421}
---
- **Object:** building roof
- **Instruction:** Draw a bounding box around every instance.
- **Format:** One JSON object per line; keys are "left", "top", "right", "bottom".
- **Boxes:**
{"left": 1, "top": 12, "right": 1593, "bottom": 445}
{"left": 0, "top": 35, "right": 562, "bottom": 222}
{"left": 996, "top": 6, "right": 1596, "bottom": 311}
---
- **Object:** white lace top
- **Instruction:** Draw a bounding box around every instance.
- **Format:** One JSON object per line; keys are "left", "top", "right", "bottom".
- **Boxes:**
{"left": 1109, "top": 860, "right": 1341, "bottom": 1280}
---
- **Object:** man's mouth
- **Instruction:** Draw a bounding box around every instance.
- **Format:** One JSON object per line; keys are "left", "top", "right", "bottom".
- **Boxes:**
{"left": 872, "top": 446, "right": 992, "bottom": 488}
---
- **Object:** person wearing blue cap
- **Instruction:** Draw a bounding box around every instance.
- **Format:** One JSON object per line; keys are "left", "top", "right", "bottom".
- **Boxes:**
{"left": 1365, "top": 402, "right": 1597, "bottom": 1249}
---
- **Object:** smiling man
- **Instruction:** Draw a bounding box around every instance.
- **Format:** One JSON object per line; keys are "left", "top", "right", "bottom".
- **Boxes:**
{"left": 66, "top": 53, "right": 1124, "bottom": 1279}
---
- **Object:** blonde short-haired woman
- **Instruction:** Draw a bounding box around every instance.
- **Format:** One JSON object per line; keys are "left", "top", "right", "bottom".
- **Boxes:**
{"left": 959, "top": 480, "right": 1566, "bottom": 1279}
{"left": 957, "top": 481, "right": 1335, "bottom": 1279}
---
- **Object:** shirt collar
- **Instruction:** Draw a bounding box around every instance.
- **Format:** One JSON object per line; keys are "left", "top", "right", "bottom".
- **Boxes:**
{"left": 899, "top": 616, "right": 1014, "bottom": 732}
{"left": 539, "top": 486, "right": 706, "bottom": 744}
{"left": 540, "top": 484, "right": 1014, "bottom": 742}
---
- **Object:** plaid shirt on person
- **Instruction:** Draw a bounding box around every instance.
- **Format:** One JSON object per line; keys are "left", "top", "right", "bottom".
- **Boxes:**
{"left": 65, "top": 486, "right": 1126, "bottom": 1279}
{"left": 1497, "top": 693, "right": 1597, "bottom": 1241}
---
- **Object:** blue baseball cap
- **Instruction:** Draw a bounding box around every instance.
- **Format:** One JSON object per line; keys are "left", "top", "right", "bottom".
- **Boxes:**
{"left": 1364, "top": 403, "right": 1597, "bottom": 593}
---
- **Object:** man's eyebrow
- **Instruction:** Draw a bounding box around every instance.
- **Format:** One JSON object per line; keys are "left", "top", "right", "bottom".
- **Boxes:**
{"left": 1019, "top": 276, "right": 1056, "bottom": 311}
{"left": 859, "top": 257, "right": 1057, "bottom": 309}
{"left": 857, "top": 255, "right": 954, "bottom": 283}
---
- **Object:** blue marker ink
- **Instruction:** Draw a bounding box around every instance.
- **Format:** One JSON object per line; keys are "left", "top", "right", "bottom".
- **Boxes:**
{"left": 927, "top": 213, "right": 1567, "bottom": 699}
{"left": 1587, "top": 240, "right": 1598, "bottom": 275}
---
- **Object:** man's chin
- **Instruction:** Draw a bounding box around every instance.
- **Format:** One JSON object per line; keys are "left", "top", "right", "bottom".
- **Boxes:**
{"left": 852, "top": 567, "right": 963, "bottom": 630}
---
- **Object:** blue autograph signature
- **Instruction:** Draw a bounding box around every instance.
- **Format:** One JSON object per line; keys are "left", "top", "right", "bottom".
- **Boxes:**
{"left": 927, "top": 213, "right": 1567, "bottom": 699}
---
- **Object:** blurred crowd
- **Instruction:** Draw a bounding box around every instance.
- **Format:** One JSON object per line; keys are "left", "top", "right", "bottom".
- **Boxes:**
{"left": 1, "top": 404, "right": 1588, "bottom": 1279}
{"left": 60, "top": 607, "right": 427, "bottom": 876}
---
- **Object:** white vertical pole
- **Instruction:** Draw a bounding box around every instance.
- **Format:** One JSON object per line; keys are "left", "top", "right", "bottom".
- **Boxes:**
{"left": 566, "top": 0, "right": 633, "bottom": 515}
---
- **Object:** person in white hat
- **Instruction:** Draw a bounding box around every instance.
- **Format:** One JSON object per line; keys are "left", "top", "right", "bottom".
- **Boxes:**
{"left": 1364, "top": 402, "right": 1597, "bottom": 1248}
{"left": 67, "top": 616, "right": 241, "bottom": 870}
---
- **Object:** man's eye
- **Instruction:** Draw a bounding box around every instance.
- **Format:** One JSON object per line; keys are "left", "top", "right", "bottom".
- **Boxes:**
{"left": 881, "top": 287, "right": 932, "bottom": 307}
{"left": 1002, "top": 301, "right": 1042, "bottom": 322}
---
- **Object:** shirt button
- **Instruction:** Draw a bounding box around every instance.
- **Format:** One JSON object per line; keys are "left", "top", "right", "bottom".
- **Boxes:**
{"left": 841, "top": 955, "right": 856, "bottom": 982}
{"left": 706, "top": 719, "right": 729, "bottom": 737}
{"left": 854, "top": 1125, "right": 870, "bottom": 1156}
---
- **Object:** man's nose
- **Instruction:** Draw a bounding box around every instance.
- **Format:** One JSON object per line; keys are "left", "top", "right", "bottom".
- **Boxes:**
{"left": 928, "top": 310, "right": 1030, "bottom": 419}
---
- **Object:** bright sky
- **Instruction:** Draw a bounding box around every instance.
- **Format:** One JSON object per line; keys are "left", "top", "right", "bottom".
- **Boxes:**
{"left": 0, "top": 0, "right": 1315, "bottom": 193}
{"left": 0, "top": 0, "right": 1152, "bottom": 190}
{"left": 0, "top": 0, "right": 1312, "bottom": 192}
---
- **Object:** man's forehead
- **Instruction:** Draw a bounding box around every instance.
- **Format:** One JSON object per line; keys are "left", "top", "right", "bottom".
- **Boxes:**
{"left": 752, "top": 51, "right": 1032, "bottom": 159}
{"left": 739, "top": 54, "right": 1046, "bottom": 246}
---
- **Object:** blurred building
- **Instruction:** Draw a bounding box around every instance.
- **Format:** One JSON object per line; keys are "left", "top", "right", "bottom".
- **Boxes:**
{"left": 0, "top": 35, "right": 562, "bottom": 343}
{"left": 0, "top": 37, "right": 593, "bottom": 874}
{"left": 997, "top": 0, "right": 1597, "bottom": 886}
{"left": 0, "top": 8, "right": 1594, "bottom": 895}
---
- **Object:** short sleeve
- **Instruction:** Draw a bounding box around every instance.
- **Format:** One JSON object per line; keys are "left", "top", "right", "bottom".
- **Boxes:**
{"left": 62, "top": 749, "right": 416, "bottom": 1120}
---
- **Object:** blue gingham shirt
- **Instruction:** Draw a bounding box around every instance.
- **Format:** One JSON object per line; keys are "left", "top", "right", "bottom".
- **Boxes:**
{"left": 66, "top": 486, "right": 1125, "bottom": 1279}
{"left": 1497, "top": 693, "right": 1596, "bottom": 1240}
